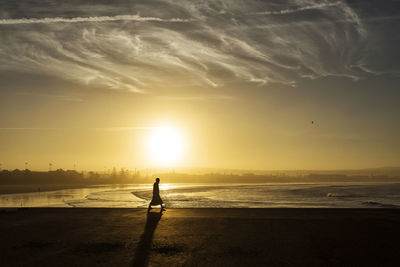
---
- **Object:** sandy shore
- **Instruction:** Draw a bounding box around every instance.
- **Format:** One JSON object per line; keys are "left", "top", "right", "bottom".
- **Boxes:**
{"left": 1, "top": 208, "right": 400, "bottom": 266}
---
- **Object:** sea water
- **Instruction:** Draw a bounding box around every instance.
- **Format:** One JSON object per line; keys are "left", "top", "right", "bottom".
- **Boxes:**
{"left": 1, "top": 183, "right": 400, "bottom": 208}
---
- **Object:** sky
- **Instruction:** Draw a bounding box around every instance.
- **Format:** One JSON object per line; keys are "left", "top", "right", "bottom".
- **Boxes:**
{"left": 0, "top": 0, "right": 399, "bottom": 171}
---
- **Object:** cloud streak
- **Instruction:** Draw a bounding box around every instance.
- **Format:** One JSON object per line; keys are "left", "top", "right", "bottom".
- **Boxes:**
{"left": 0, "top": 126, "right": 159, "bottom": 131}
{"left": 0, "top": 14, "right": 191, "bottom": 25}
{"left": 155, "top": 94, "right": 235, "bottom": 101}
{"left": 255, "top": 2, "right": 341, "bottom": 15}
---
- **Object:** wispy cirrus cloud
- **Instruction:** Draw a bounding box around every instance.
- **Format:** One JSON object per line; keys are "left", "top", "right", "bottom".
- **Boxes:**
{"left": 0, "top": 0, "right": 398, "bottom": 96}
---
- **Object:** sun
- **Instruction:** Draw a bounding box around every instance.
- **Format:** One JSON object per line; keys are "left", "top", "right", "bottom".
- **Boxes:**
{"left": 147, "top": 126, "right": 185, "bottom": 166}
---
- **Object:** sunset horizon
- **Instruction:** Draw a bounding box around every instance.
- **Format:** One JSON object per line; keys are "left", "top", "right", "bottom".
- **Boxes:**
{"left": 1, "top": 0, "right": 400, "bottom": 172}
{"left": 1, "top": 1, "right": 400, "bottom": 266}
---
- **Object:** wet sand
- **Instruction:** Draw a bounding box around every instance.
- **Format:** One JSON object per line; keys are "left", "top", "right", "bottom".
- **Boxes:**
{"left": 0, "top": 184, "right": 95, "bottom": 194}
{"left": 1, "top": 208, "right": 400, "bottom": 266}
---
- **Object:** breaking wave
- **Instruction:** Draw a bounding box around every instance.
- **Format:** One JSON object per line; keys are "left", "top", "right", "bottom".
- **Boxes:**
{"left": 326, "top": 193, "right": 367, "bottom": 198}
{"left": 362, "top": 201, "right": 400, "bottom": 208}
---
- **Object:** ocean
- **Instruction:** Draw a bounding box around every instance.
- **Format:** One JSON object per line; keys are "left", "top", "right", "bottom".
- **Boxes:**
{"left": 1, "top": 183, "right": 400, "bottom": 208}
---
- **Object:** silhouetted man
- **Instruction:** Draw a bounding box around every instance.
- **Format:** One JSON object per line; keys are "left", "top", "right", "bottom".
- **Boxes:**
{"left": 148, "top": 177, "right": 165, "bottom": 211}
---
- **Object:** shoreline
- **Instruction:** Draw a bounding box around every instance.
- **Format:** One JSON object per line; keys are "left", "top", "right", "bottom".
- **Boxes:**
{"left": 2, "top": 181, "right": 400, "bottom": 195}
{"left": 2, "top": 183, "right": 400, "bottom": 209}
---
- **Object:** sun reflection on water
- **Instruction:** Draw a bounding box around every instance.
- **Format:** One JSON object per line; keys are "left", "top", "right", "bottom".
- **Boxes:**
{"left": 159, "top": 184, "right": 175, "bottom": 190}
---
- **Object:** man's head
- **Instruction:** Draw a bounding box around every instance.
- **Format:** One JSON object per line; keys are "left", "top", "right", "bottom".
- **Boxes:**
{"left": 156, "top": 177, "right": 160, "bottom": 183}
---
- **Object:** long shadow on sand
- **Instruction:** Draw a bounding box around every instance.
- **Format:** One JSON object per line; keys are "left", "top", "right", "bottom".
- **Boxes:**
{"left": 131, "top": 209, "right": 163, "bottom": 267}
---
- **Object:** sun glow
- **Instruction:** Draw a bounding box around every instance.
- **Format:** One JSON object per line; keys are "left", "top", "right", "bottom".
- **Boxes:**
{"left": 147, "top": 126, "right": 185, "bottom": 166}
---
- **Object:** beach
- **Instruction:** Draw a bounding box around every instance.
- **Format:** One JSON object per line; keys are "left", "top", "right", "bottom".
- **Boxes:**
{"left": 1, "top": 208, "right": 400, "bottom": 266}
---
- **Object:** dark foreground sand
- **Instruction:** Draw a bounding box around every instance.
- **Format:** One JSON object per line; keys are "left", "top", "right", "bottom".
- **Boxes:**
{"left": 1, "top": 208, "right": 400, "bottom": 267}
